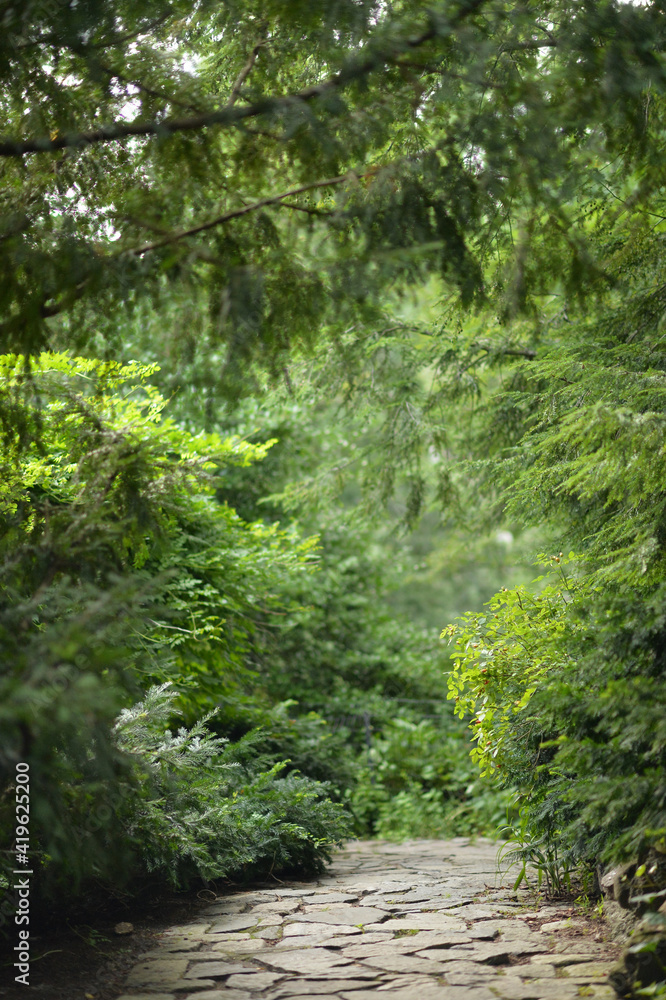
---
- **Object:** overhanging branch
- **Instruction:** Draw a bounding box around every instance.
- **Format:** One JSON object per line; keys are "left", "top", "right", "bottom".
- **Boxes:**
{"left": 0, "top": 171, "right": 363, "bottom": 337}
{"left": 128, "top": 173, "right": 360, "bottom": 256}
{"left": 0, "top": 0, "right": 488, "bottom": 158}
{"left": 227, "top": 41, "right": 265, "bottom": 108}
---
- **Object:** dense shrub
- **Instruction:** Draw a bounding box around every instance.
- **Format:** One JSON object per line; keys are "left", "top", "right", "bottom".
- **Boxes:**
{"left": 114, "top": 684, "right": 350, "bottom": 887}
{"left": 0, "top": 354, "right": 341, "bottom": 923}
{"left": 350, "top": 717, "right": 513, "bottom": 840}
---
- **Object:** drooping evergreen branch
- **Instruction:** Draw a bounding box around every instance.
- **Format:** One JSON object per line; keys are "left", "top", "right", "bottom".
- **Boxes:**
{"left": 90, "top": 13, "right": 174, "bottom": 51}
{"left": 94, "top": 60, "right": 205, "bottom": 114}
{"left": 128, "top": 172, "right": 366, "bottom": 255}
{"left": 0, "top": 0, "right": 488, "bottom": 158}
{"left": 276, "top": 201, "right": 334, "bottom": 218}
{"left": 0, "top": 173, "right": 360, "bottom": 336}
{"left": 14, "top": 13, "right": 173, "bottom": 53}
{"left": 0, "top": 279, "right": 91, "bottom": 341}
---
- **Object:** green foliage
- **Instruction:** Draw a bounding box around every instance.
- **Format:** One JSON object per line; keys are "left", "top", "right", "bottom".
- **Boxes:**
{"left": 5, "top": 0, "right": 666, "bottom": 938}
{"left": 445, "top": 556, "right": 666, "bottom": 871}
{"left": 497, "top": 805, "right": 579, "bottom": 897}
{"left": 4, "top": 0, "right": 666, "bottom": 405}
{"left": 212, "top": 701, "right": 359, "bottom": 800}
{"left": 445, "top": 561, "right": 586, "bottom": 778}
{"left": 253, "top": 526, "right": 448, "bottom": 718}
{"left": 350, "top": 716, "right": 512, "bottom": 841}
{"left": 114, "top": 683, "right": 350, "bottom": 886}
{"left": 158, "top": 387, "right": 509, "bottom": 842}
{"left": 0, "top": 352, "right": 341, "bottom": 917}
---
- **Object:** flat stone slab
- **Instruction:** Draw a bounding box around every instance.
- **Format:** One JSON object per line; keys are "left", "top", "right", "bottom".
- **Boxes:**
{"left": 211, "top": 939, "right": 270, "bottom": 954}
{"left": 484, "top": 976, "right": 584, "bottom": 999}
{"left": 281, "top": 922, "right": 363, "bottom": 938}
{"left": 251, "top": 901, "right": 302, "bottom": 915}
{"left": 360, "top": 953, "right": 458, "bottom": 974}
{"left": 118, "top": 840, "right": 620, "bottom": 1000}
{"left": 380, "top": 914, "right": 468, "bottom": 933}
{"left": 117, "top": 995, "right": 177, "bottom": 1000}
{"left": 531, "top": 951, "right": 604, "bottom": 966}
{"left": 126, "top": 959, "right": 189, "bottom": 986}
{"left": 208, "top": 914, "right": 264, "bottom": 932}
{"left": 183, "top": 993, "right": 253, "bottom": 1000}
{"left": 147, "top": 938, "right": 206, "bottom": 953}
{"left": 269, "top": 979, "right": 383, "bottom": 995}
{"left": 340, "top": 932, "right": 472, "bottom": 958}
{"left": 316, "top": 931, "right": 392, "bottom": 948}
{"left": 287, "top": 906, "right": 386, "bottom": 925}
{"left": 340, "top": 987, "right": 498, "bottom": 1000}
{"left": 254, "top": 949, "right": 354, "bottom": 974}
{"left": 184, "top": 961, "right": 256, "bottom": 978}
{"left": 226, "top": 972, "right": 284, "bottom": 990}
{"left": 302, "top": 893, "right": 359, "bottom": 904}
{"left": 441, "top": 959, "right": 507, "bottom": 985}
{"left": 561, "top": 960, "right": 612, "bottom": 981}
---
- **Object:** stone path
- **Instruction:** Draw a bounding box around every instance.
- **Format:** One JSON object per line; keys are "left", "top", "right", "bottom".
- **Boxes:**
{"left": 117, "top": 839, "right": 621, "bottom": 1000}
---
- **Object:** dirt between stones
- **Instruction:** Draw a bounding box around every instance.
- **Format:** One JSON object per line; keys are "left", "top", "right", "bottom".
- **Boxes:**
{"left": 116, "top": 839, "right": 622, "bottom": 1000}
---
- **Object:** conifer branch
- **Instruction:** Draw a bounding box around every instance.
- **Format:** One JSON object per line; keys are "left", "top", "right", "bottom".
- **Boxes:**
{"left": 91, "top": 14, "right": 173, "bottom": 51}
{"left": 227, "top": 41, "right": 265, "bottom": 108}
{"left": 16, "top": 13, "right": 172, "bottom": 52}
{"left": 474, "top": 342, "right": 537, "bottom": 360}
{"left": 0, "top": 279, "right": 91, "bottom": 340}
{"left": 96, "top": 61, "right": 205, "bottom": 114}
{"left": 0, "top": 0, "right": 488, "bottom": 158}
{"left": 128, "top": 173, "right": 362, "bottom": 256}
{"left": 0, "top": 174, "right": 357, "bottom": 334}
{"left": 500, "top": 37, "right": 558, "bottom": 52}
{"left": 498, "top": 347, "right": 537, "bottom": 359}
{"left": 277, "top": 201, "right": 334, "bottom": 217}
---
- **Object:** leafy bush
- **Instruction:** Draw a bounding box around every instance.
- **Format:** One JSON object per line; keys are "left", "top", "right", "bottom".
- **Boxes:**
{"left": 0, "top": 353, "right": 338, "bottom": 921}
{"left": 350, "top": 716, "right": 512, "bottom": 840}
{"left": 445, "top": 556, "right": 666, "bottom": 875}
{"left": 445, "top": 563, "right": 586, "bottom": 781}
{"left": 115, "top": 684, "right": 350, "bottom": 886}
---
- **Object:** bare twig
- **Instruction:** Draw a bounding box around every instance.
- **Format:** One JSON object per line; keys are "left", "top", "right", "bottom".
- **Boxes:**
{"left": 227, "top": 41, "right": 265, "bottom": 108}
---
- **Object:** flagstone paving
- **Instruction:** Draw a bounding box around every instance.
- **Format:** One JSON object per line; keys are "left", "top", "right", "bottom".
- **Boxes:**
{"left": 116, "top": 839, "right": 621, "bottom": 1000}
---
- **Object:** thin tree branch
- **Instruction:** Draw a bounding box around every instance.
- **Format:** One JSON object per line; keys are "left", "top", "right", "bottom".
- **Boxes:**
{"left": 474, "top": 343, "right": 537, "bottom": 360}
{"left": 273, "top": 200, "right": 333, "bottom": 217}
{"left": 15, "top": 13, "right": 172, "bottom": 52}
{"left": 499, "top": 347, "right": 537, "bottom": 358}
{"left": 41, "top": 281, "right": 90, "bottom": 319}
{"left": 387, "top": 59, "right": 504, "bottom": 90}
{"left": 0, "top": 0, "right": 489, "bottom": 158}
{"left": 0, "top": 173, "right": 355, "bottom": 337}
{"left": 91, "top": 13, "right": 173, "bottom": 51}
{"left": 128, "top": 172, "right": 360, "bottom": 256}
{"left": 227, "top": 41, "right": 265, "bottom": 108}
{"left": 500, "top": 38, "right": 558, "bottom": 52}
{"left": 0, "top": 280, "right": 91, "bottom": 345}
{"left": 96, "top": 61, "right": 205, "bottom": 114}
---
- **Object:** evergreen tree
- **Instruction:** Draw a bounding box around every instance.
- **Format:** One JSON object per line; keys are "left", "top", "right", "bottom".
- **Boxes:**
{"left": 2, "top": 0, "right": 664, "bottom": 386}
